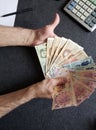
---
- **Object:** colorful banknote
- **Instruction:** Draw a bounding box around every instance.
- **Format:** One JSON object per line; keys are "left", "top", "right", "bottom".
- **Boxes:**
{"left": 35, "top": 36, "right": 96, "bottom": 110}
{"left": 35, "top": 43, "right": 47, "bottom": 75}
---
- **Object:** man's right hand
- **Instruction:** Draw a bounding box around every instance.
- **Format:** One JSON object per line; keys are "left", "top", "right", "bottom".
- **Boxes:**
{"left": 30, "top": 77, "right": 69, "bottom": 99}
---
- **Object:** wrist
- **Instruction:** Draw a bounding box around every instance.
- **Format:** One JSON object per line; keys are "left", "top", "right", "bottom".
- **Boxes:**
{"left": 25, "top": 29, "right": 36, "bottom": 46}
{"left": 26, "top": 84, "right": 38, "bottom": 100}
{"left": 30, "top": 83, "right": 42, "bottom": 98}
{"left": 30, "top": 79, "right": 53, "bottom": 99}
{"left": 28, "top": 82, "right": 45, "bottom": 99}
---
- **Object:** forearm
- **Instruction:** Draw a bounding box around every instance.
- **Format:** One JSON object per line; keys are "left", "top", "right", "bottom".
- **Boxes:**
{"left": 0, "top": 77, "right": 67, "bottom": 118}
{"left": 0, "top": 84, "right": 37, "bottom": 118}
{"left": 0, "top": 14, "right": 60, "bottom": 47}
{"left": 0, "top": 25, "right": 35, "bottom": 47}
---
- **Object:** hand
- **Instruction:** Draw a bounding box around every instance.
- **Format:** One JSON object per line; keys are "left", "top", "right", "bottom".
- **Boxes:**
{"left": 30, "top": 13, "right": 60, "bottom": 46}
{"left": 0, "top": 77, "right": 68, "bottom": 117}
{"left": 0, "top": 13, "right": 60, "bottom": 47}
{"left": 32, "top": 77, "right": 68, "bottom": 99}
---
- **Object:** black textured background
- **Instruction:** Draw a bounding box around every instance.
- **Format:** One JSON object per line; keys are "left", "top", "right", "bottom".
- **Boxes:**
{"left": 0, "top": 0, "right": 96, "bottom": 130}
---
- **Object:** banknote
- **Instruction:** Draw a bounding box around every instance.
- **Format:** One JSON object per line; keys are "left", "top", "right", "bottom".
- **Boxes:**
{"left": 71, "top": 78, "right": 92, "bottom": 105}
{"left": 47, "top": 50, "right": 88, "bottom": 78}
{"left": 52, "top": 73, "right": 94, "bottom": 109}
{"left": 46, "top": 38, "right": 54, "bottom": 72}
{"left": 35, "top": 36, "right": 96, "bottom": 110}
{"left": 72, "top": 63, "right": 96, "bottom": 70}
{"left": 62, "top": 56, "right": 94, "bottom": 70}
{"left": 50, "top": 37, "right": 67, "bottom": 67}
{"left": 50, "top": 39, "right": 84, "bottom": 66}
{"left": 47, "top": 67, "right": 70, "bottom": 78}
{"left": 75, "top": 77, "right": 96, "bottom": 92}
{"left": 35, "top": 43, "right": 47, "bottom": 75}
{"left": 49, "top": 37, "right": 62, "bottom": 67}
{"left": 46, "top": 66, "right": 68, "bottom": 78}
{"left": 56, "top": 50, "right": 88, "bottom": 67}
{"left": 52, "top": 81, "right": 74, "bottom": 110}
{"left": 71, "top": 70, "right": 96, "bottom": 82}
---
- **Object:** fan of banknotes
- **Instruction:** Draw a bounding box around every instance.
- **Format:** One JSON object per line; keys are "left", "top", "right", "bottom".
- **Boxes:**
{"left": 35, "top": 37, "right": 96, "bottom": 110}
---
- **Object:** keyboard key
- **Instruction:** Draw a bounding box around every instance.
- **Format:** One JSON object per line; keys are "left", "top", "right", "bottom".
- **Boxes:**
{"left": 92, "top": 18, "right": 96, "bottom": 23}
{"left": 79, "top": 8, "right": 85, "bottom": 13}
{"left": 74, "top": 0, "right": 80, "bottom": 2}
{"left": 84, "top": 12, "right": 89, "bottom": 17}
{"left": 76, "top": 5, "right": 81, "bottom": 10}
{"left": 86, "top": 15, "right": 94, "bottom": 21}
{"left": 94, "top": 1, "right": 96, "bottom": 6}
{"left": 67, "top": 4, "right": 74, "bottom": 10}
{"left": 79, "top": 1, "right": 84, "bottom": 6}
{"left": 83, "top": 4, "right": 88, "bottom": 10}
{"left": 91, "top": 11, "right": 96, "bottom": 17}
{"left": 89, "top": 22, "right": 95, "bottom": 27}
{"left": 86, "top": 1, "right": 91, "bottom": 6}
{"left": 94, "top": 8, "right": 96, "bottom": 12}
{"left": 89, "top": 0, "right": 94, "bottom": 3}
{"left": 70, "top": 1, "right": 77, "bottom": 7}
{"left": 90, "top": 0, "right": 96, "bottom": 6}
{"left": 85, "top": 18, "right": 90, "bottom": 24}
{"left": 76, "top": 12, "right": 82, "bottom": 17}
{"left": 90, "top": 3, "right": 96, "bottom": 10}
{"left": 80, "top": 15, "right": 86, "bottom": 20}
{"left": 91, "top": 0, "right": 96, "bottom": 6}
{"left": 87, "top": 8, "right": 93, "bottom": 13}
{"left": 82, "top": 0, "right": 87, "bottom": 2}
{"left": 72, "top": 8, "right": 78, "bottom": 14}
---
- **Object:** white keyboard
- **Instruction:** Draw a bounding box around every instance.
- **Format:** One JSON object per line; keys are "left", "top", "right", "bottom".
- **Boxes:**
{"left": 64, "top": 0, "right": 96, "bottom": 32}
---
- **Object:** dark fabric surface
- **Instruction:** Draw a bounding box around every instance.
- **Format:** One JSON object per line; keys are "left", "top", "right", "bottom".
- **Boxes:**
{"left": 0, "top": 0, "right": 96, "bottom": 130}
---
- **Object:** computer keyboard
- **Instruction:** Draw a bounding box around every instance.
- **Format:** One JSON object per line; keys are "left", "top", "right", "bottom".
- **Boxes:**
{"left": 64, "top": 0, "right": 96, "bottom": 32}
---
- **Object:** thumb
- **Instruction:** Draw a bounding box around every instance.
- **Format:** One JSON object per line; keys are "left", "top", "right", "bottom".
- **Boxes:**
{"left": 50, "top": 13, "right": 60, "bottom": 30}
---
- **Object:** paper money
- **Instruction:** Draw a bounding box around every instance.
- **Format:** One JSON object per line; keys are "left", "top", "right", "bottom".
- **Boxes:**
{"left": 57, "top": 50, "right": 88, "bottom": 67}
{"left": 47, "top": 50, "right": 88, "bottom": 78}
{"left": 46, "top": 38, "right": 54, "bottom": 72}
{"left": 47, "top": 67, "right": 70, "bottom": 78}
{"left": 52, "top": 82, "right": 74, "bottom": 109}
{"left": 35, "top": 43, "right": 47, "bottom": 75}
{"left": 62, "top": 56, "right": 94, "bottom": 70}
{"left": 49, "top": 37, "right": 62, "bottom": 66}
{"left": 71, "top": 78, "right": 92, "bottom": 105}
{"left": 75, "top": 78, "right": 96, "bottom": 91}
{"left": 51, "top": 39, "right": 84, "bottom": 66}
{"left": 52, "top": 73, "right": 94, "bottom": 109}
{"left": 50, "top": 37, "right": 67, "bottom": 67}
{"left": 72, "top": 63, "right": 96, "bottom": 70}
{"left": 71, "top": 70, "right": 96, "bottom": 82}
{"left": 36, "top": 36, "right": 96, "bottom": 110}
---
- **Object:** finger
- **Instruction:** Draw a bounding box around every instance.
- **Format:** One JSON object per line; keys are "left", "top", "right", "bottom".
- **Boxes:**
{"left": 52, "top": 77, "right": 68, "bottom": 86}
{"left": 50, "top": 13, "right": 60, "bottom": 30}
